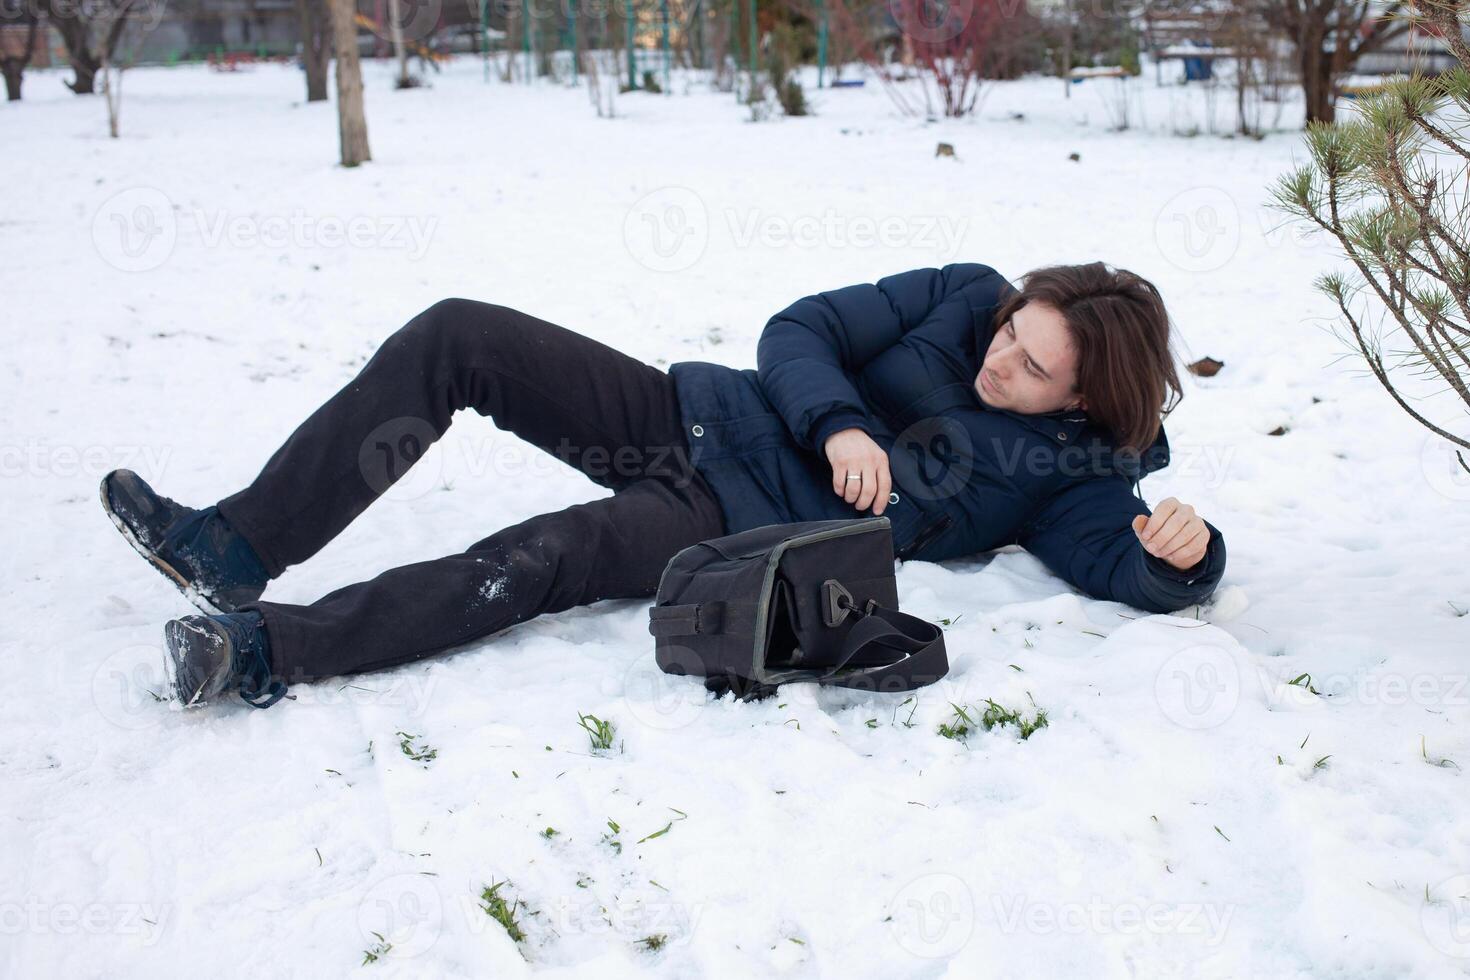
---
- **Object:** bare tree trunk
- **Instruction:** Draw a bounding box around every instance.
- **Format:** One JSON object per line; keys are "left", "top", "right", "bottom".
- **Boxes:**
{"left": 36, "top": 0, "right": 152, "bottom": 96}
{"left": 1, "top": 64, "right": 18, "bottom": 101}
{"left": 503, "top": 2, "right": 519, "bottom": 81}
{"left": 1307, "top": 67, "right": 1335, "bottom": 123}
{"left": 1, "top": 16, "right": 39, "bottom": 100}
{"left": 101, "top": 3, "right": 133, "bottom": 65}
{"left": 297, "top": 0, "right": 331, "bottom": 102}
{"left": 1061, "top": 0, "right": 1072, "bottom": 99}
{"left": 328, "top": 0, "right": 371, "bottom": 166}
{"left": 1261, "top": 0, "right": 1412, "bottom": 126}
{"left": 46, "top": 3, "right": 100, "bottom": 94}
{"left": 1234, "top": 30, "right": 1249, "bottom": 132}
{"left": 387, "top": 0, "right": 409, "bottom": 86}
{"left": 1300, "top": 34, "right": 1336, "bottom": 124}
{"left": 101, "top": 49, "right": 122, "bottom": 137}
{"left": 98, "top": 0, "right": 138, "bottom": 135}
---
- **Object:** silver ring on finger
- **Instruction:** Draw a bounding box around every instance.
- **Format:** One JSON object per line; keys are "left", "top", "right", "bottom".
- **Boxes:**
{"left": 846, "top": 473, "right": 862, "bottom": 481}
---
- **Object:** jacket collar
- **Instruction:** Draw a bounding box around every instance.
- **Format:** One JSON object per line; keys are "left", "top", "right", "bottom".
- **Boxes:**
{"left": 990, "top": 403, "right": 1172, "bottom": 480}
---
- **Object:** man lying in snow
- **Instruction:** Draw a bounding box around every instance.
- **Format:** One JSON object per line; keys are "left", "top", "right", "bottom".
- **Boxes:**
{"left": 100, "top": 261, "right": 1226, "bottom": 709}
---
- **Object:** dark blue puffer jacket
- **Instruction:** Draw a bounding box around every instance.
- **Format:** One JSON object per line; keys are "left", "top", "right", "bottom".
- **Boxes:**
{"left": 667, "top": 262, "right": 1226, "bottom": 614}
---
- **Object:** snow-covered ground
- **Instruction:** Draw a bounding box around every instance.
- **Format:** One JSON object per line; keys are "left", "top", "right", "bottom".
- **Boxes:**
{"left": 3, "top": 54, "right": 1469, "bottom": 979}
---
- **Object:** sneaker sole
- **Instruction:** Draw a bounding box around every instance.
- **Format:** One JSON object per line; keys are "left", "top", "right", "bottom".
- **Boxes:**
{"left": 99, "top": 475, "right": 226, "bottom": 617}
{"left": 163, "top": 618, "right": 232, "bottom": 708}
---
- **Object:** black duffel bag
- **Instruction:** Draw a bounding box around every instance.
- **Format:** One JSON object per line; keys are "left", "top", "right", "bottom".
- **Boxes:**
{"left": 647, "top": 516, "right": 949, "bottom": 700}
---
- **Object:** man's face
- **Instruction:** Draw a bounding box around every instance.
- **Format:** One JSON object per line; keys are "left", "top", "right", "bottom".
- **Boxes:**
{"left": 974, "top": 301, "right": 1084, "bottom": 415}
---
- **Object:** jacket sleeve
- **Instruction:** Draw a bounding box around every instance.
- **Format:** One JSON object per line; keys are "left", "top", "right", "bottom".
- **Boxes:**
{"left": 1016, "top": 477, "right": 1227, "bottom": 614}
{"left": 756, "top": 263, "right": 999, "bottom": 452}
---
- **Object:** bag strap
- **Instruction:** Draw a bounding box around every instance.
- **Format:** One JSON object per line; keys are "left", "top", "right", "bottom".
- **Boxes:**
{"left": 650, "top": 596, "right": 948, "bottom": 692}
{"left": 815, "top": 603, "right": 948, "bottom": 692}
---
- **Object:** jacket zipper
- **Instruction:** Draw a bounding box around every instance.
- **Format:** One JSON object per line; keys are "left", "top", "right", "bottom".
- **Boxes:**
{"left": 899, "top": 514, "right": 953, "bottom": 560}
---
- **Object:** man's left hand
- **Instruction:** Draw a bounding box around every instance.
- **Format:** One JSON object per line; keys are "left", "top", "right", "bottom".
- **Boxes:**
{"left": 1132, "top": 497, "right": 1210, "bottom": 571}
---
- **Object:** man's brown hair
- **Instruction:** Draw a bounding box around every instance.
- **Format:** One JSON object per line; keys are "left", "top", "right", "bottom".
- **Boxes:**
{"left": 992, "top": 262, "right": 1183, "bottom": 453}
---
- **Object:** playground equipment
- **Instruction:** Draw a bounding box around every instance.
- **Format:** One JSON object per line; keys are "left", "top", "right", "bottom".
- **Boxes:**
{"left": 1068, "top": 65, "right": 1131, "bottom": 82}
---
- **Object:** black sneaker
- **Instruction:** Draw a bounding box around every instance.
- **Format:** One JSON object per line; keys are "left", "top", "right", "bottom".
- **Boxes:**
{"left": 101, "top": 469, "right": 269, "bottom": 614}
{"left": 163, "top": 611, "right": 286, "bottom": 708}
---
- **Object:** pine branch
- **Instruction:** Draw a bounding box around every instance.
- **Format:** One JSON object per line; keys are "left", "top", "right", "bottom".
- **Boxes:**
{"left": 1381, "top": 128, "right": 1470, "bottom": 286}
{"left": 1411, "top": 0, "right": 1470, "bottom": 70}
{"left": 1321, "top": 155, "right": 1470, "bottom": 419}
{"left": 1403, "top": 80, "right": 1470, "bottom": 167}
{"left": 1361, "top": 196, "right": 1470, "bottom": 388}
{"left": 1382, "top": 243, "right": 1470, "bottom": 387}
{"left": 1329, "top": 289, "right": 1470, "bottom": 450}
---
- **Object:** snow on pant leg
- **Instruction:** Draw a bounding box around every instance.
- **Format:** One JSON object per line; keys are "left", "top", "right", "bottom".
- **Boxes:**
{"left": 217, "top": 298, "right": 698, "bottom": 577}
{"left": 247, "top": 475, "right": 726, "bottom": 684}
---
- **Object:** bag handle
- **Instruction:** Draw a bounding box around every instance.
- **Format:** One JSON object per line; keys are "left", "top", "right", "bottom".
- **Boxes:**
{"left": 648, "top": 601, "right": 716, "bottom": 637}
{"left": 648, "top": 600, "right": 758, "bottom": 637}
{"left": 815, "top": 601, "right": 948, "bottom": 692}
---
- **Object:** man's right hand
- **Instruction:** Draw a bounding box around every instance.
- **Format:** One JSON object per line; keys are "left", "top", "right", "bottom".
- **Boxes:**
{"left": 823, "top": 428, "right": 892, "bottom": 515}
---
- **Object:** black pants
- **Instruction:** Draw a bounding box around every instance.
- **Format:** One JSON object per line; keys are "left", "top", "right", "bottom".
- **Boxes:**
{"left": 215, "top": 299, "right": 727, "bottom": 685}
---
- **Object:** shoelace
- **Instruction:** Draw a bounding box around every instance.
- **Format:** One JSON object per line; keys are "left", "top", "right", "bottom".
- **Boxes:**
{"left": 233, "top": 619, "right": 288, "bottom": 709}
{"left": 239, "top": 674, "right": 288, "bottom": 709}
